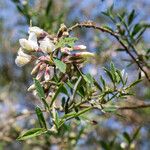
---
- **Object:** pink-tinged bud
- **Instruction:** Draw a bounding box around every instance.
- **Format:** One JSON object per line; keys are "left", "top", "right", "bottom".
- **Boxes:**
{"left": 39, "top": 37, "right": 55, "bottom": 53}
{"left": 27, "top": 84, "right": 35, "bottom": 91}
{"left": 31, "top": 62, "right": 41, "bottom": 75}
{"left": 44, "top": 66, "right": 54, "bottom": 81}
{"left": 36, "top": 70, "right": 44, "bottom": 80}
{"left": 74, "top": 52, "right": 95, "bottom": 58}
{"left": 38, "top": 56, "right": 50, "bottom": 62}
{"left": 15, "top": 54, "right": 32, "bottom": 67}
{"left": 19, "top": 38, "right": 38, "bottom": 52}
{"left": 60, "top": 47, "right": 72, "bottom": 53}
{"left": 73, "top": 45, "right": 86, "bottom": 50}
{"left": 29, "top": 26, "right": 45, "bottom": 37}
{"left": 44, "top": 65, "right": 50, "bottom": 81}
{"left": 39, "top": 63, "right": 47, "bottom": 71}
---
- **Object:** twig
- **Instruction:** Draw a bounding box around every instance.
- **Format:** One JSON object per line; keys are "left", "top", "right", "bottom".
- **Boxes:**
{"left": 117, "top": 103, "right": 150, "bottom": 110}
{"left": 68, "top": 21, "right": 150, "bottom": 82}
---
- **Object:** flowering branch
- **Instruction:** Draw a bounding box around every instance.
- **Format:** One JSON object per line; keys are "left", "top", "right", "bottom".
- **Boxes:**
{"left": 68, "top": 21, "right": 150, "bottom": 82}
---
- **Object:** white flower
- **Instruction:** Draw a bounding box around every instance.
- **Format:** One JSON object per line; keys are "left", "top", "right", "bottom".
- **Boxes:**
{"left": 29, "top": 26, "right": 45, "bottom": 37}
{"left": 15, "top": 55, "right": 32, "bottom": 67}
{"left": 15, "top": 48, "right": 32, "bottom": 67}
{"left": 39, "top": 37, "right": 55, "bottom": 53}
{"left": 19, "top": 32, "right": 38, "bottom": 52}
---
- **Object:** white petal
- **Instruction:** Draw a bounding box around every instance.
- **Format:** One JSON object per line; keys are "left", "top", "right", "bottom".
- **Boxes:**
{"left": 18, "top": 48, "right": 31, "bottom": 57}
{"left": 19, "top": 38, "right": 38, "bottom": 51}
{"left": 29, "top": 26, "right": 44, "bottom": 37}
{"left": 15, "top": 55, "right": 31, "bottom": 67}
{"left": 28, "top": 32, "right": 37, "bottom": 42}
{"left": 39, "top": 37, "right": 55, "bottom": 53}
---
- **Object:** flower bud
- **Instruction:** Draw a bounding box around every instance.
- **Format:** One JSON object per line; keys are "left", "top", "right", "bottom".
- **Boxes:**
{"left": 60, "top": 47, "right": 72, "bottom": 53}
{"left": 73, "top": 52, "right": 95, "bottom": 58}
{"left": 44, "top": 66, "right": 54, "bottom": 81}
{"left": 36, "top": 70, "right": 44, "bottom": 80}
{"left": 73, "top": 45, "right": 86, "bottom": 50}
{"left": 31, "top": 62, "right": 41, "bottom": 75}
{"left": 39, "top": 37, "right": 55, "bottom": 53}
{"left": 19, "top": 39, "right": 38, "bottom": 52}
{"left": 29, "top": 26, "right": 45, "bottom": 37}
{"left": 27, "top": 84, "right": 35, "bottom": 91}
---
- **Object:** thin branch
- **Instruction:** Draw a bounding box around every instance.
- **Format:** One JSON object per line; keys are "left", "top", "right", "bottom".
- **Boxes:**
{"left": 68, "top": 21, "right": 150, "bottom": 82}
{"left": 117, "top": 103, "right": 150, "bottom": 110}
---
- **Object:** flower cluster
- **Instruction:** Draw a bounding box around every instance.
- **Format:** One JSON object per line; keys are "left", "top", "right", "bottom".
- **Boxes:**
{"left": 15, "top": 25, "right": 95, "bottom": 96}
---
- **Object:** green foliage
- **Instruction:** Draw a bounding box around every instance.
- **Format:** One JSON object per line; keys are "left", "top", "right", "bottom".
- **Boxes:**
{"left": 53, "top": 58, "right": 67, "bottom": 73}
{"left": 56, "top": 37, "right": 78, "bottom": 48}
{"left": 17, "top": 128, "right": 46, "bottom": 140}
{"left": 35, "top": 106, "right": 47, "bottom": 129}
{"left": 34, "top": 78, "right": 49, "bottom": 109}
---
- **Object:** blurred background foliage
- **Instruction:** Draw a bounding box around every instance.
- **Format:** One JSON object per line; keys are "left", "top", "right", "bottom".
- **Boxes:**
{"left": 0, "top": 0, "right": 150, "bottom": 149}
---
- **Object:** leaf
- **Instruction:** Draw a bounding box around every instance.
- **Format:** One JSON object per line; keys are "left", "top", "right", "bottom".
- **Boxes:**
{"left": 100, "top": 75, "right": 106, "bottom": 89}
{"left": 132, "top": 24, "right": 142, "bottom": 37}
{"left": 56, "top": 37, "right": 78, "bottom": 48}
{"left": 34, "top": 78, "right": 45, "bottom": 99}
{"left": 110, "top": 62, "right": 116, "bottom": 75}
{"left": 53, "top": 58, "right": 66, "bottom": 73}
{"left": 34, "top": 79, "right": 49, "bottom": 109}
{"left": 123, "top": 132, "right": 131, "bottom": 144}
{"left": 127, "top": 79, "right": 142, "bottom": 88}
{"left": 102, "top": 25, "right": 113, "bottom": 32}
{"left": 103, "top": 106, "right": 117, "bottom": 112}
{"left": 104, "top": 67, "right": 114, "bottom": 83}
{"left": 132, "top": 127, "right": 141, "bottom": 141}
{"left": 17, "top": 128, "right": 46, "bottom": 140}
{"left": 35, "top": 106, "right": 47, "bottom": 129}
{"left": 83, "top": 73, "right": 94, "bottom": 84}
{"left": 50, "top": 84, "right": 68, "bottom": 107}
{"left": 46, "top": 0, "right": 53, "bottom": 15}
{"left": 128, "top": 10, "right": 135, "bottom": 25}
{"left": 54, "top": 111, "right": 60, "bottom": 129}
{"left": 100, "top": 141, "right": 110, "bottom": 150}
{"left": 116, "top": 69, "right": 125, "bottom": 85}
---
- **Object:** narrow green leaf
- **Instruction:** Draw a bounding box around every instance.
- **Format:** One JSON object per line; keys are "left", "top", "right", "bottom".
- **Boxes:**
{"left": 132, "top": 127, "right": 141, "bottom": 141}
{"left": 128, "top": 10, "right": 135, "bottom": 25}
{"left": 83, "top": 73, "right": 94, "bottom": 84}
{"left": 100, "top": 75, "right": 106, "bottom": 89}
{"left": 127, "top": 79, "right": 142, "bottom": 88}
{"left": 34, "top": 78, "right": 45, "bottom": 99}
{"left": 46, "top": 0, "right": 53, "bottom": 15}
{"left": 132, "top": 24, "right": 142, "bottom": 37}
{"left": 103, "top": 106, "right": 117, "bottom": 112}
{"left": 34, "top": 79, "right": 49, "bottom": 109}
{"left": 50, "top": 84, "right": 68, "bottom": 107}
{"left": 123, "top": 132, "right": 131, "bottom": 144}
{"left": 116, "top": 69, "right": 125, "bottom": 85}
{"left": 53, "top": 58, "right": 66, "bottom": 73}
{"left": 54, "top": 111, "right": 60, "bottom": 129}
{"left": 102, "top": 25, "right": 113, "bottom": 32}
{"left": 104, "top": 67, "right": 114, "bottom": 83}
{"left": 35, "top": 106, "right": 47, "bottom": 130}
{"left": 17, "top": 128, "right": 46, "bottom": 140}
